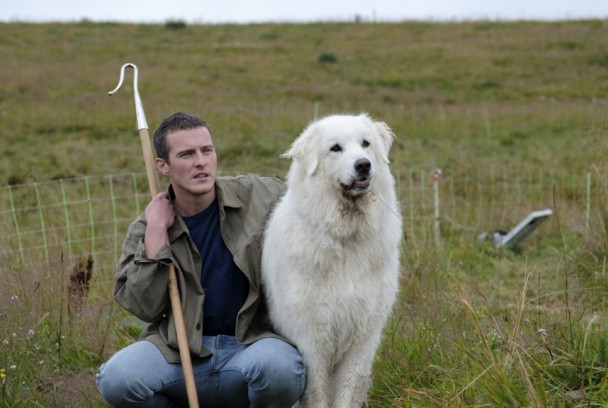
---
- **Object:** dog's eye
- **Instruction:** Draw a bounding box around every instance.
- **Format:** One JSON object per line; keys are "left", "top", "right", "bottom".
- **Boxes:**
{"left": 362, "top": 140, "right": 370, "bottom": 148}
{"left": 330, "top": 144, "right": 342, "bottom": 152}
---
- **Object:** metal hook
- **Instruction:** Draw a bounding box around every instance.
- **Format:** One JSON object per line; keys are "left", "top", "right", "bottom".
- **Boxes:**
{"left": 108, "top": 63, "right": 149, "bottom": 131}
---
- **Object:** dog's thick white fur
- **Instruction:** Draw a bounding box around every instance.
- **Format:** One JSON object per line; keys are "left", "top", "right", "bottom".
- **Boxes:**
{"left": 262, "top": 113, "right": 402, "bottom": 408}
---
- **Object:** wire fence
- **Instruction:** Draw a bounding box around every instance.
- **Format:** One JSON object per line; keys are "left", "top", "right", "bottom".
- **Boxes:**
{"left": 408, "top": 166, "right": 607, "bottom": 248}
{"left": 0, "top": 167, "right": 605, "bottom": 281}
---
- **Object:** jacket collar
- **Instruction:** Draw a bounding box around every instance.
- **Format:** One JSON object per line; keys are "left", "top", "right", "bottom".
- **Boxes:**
{"left": 166, "top": 177, "right": 242, "bottom": 242}
{"left": 214, "top": 177, "right": 242, "bottom": 209}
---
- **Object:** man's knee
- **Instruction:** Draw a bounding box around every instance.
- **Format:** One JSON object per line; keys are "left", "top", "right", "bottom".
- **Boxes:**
{"left": 96, "top": 341, "right": 170, "bottom": 407}
{"left": 247, "top": 338, "right": 307, "bottom": 402}
{"left": 97, "top": 359, "right": 152, "bottom": 405}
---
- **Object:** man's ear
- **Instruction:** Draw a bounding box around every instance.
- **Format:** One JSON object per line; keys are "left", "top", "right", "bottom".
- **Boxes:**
{"left": 156, "top": 158, "right": 170, "bottom": 176}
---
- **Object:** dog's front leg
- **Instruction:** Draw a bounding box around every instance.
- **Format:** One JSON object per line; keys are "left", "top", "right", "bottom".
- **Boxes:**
{"left": 299, "top": 351, "right": 332, "bottom": 408}
{"left": 331, "top": 337, "right": 379, "bottom": 408}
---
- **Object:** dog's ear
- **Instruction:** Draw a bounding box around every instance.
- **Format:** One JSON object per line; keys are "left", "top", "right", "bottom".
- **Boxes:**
{"left": 281, "top": 124, "right": 319, "bottom": 175}
{"left": 373, "top": 120, "right": 395, "bottom": 164}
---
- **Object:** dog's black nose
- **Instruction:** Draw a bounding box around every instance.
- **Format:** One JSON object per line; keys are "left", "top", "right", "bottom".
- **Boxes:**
{"left": 354, "top": 158, "right": 371, "bottom": 176}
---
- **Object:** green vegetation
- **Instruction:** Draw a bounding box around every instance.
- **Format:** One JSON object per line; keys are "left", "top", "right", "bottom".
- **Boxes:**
{"left": 0, "top": 20, "right": 607, "bottom": 406}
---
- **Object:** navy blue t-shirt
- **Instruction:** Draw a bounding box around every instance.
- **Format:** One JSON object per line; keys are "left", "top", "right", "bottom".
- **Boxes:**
{"left": 182, "top": 199, "right": 249, "bottom": 336}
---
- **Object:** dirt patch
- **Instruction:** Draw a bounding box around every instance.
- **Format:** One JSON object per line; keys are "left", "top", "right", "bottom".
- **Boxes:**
{"left": 37, "top": 369, "right": 106, "bottom": 407}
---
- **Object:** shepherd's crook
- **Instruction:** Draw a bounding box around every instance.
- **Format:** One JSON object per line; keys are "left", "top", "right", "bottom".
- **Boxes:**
{"left": 109, "top": 63, "right": 200, "bottom": 408}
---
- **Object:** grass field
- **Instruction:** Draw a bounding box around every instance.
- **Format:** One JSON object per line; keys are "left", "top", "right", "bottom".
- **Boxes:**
{"left": 1, "top": 19, "right": 607, "bottom": 406}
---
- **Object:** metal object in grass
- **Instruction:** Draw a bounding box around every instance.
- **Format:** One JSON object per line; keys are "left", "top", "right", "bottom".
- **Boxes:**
{"left": 477, "top": 209, "right": 553, "bottom": 247}
{"left": 109, "top": 63, "right": 200, "bottom": 408}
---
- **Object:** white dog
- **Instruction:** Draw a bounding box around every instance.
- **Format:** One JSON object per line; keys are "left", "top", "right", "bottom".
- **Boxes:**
{"left": 262, "top": 113, "right": 402, "bottom": 408}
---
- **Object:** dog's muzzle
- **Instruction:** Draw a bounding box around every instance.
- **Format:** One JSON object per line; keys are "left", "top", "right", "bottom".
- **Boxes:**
{"left": 341, "top": 158, "right": 372, "bottom": 193}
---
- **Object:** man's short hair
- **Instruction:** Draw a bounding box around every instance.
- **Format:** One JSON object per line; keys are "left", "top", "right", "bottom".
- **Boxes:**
{"left": 153, "top": 112, "right": 212, "bottom": 162}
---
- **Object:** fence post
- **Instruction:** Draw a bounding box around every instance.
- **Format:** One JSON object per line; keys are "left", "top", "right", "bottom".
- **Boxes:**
{"left": 420, "top": 170, "right": 427, "bottom": 243}
{"left": 7, "top": 185, "right": 25, "bottom": 267}
{"left": 408, "top": 168, "right": 415, "bottom": 243}
{"left": 60, "top": 179, "right": 73, "bottom": 260}
{"left": 34, "top": 181, "right": 49, "bottom": 264}
{"left": 84, "top": 176, "right": 96, "bottom": 259}
{"left": 586, "top": 171, "right": 591, "bottom": 230}
{"left": 131, "top": 172, "right": 141, "bottom": 215}
{"left": 432, "top": 168, "right": 442, "bottom": 248}
{"left": 109, "top": 175, "right": 118, "bottom": 260}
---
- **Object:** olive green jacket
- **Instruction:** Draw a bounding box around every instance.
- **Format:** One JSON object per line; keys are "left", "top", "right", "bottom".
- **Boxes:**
{"left": 114, "top": 174, "right": 286, "bottom": 363}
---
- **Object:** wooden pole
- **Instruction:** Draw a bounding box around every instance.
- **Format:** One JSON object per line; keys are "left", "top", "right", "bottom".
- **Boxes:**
{"left": 110, "top": 63, "right": 199, "bottom": 408}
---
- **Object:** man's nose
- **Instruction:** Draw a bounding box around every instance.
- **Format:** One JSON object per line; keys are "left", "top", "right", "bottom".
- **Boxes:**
{"left": 194, "top": 151, "right": 206, "bottom": 166}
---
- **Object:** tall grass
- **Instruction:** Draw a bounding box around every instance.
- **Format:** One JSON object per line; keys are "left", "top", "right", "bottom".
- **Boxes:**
{"left": 1, "top": 253, "right": 112, "bottom": 406}
{"left": 371, "top": 239, "right": 608, "bottom": 406}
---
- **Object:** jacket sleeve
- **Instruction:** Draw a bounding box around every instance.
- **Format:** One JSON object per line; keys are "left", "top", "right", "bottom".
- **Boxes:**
{"left": 113, "top": 217, "right": 172, "bottom": 322}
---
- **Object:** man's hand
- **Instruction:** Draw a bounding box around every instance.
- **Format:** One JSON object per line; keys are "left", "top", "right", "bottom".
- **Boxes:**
{"left": 144, "top": 192, "right": 175, "bottom": 259}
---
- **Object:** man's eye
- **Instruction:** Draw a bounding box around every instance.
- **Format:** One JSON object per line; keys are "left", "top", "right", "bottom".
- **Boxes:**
{"left": 330, "top": 144, "right": 342, "bottom": 152}
{"left": 362, "top": 140, "right": 370, "bottom": 148}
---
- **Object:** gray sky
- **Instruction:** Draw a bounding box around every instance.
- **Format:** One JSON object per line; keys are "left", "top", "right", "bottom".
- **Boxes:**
{"left": 2, "top": 0, "right": 608, "bottom": 23}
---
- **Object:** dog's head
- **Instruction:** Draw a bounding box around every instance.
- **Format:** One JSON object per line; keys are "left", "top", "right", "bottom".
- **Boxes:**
{"left": 283, "top": 113, "right": 395, "bottom": 197}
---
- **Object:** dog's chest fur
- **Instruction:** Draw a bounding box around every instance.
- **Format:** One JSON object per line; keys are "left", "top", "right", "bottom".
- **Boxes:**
{"left": 264, "top": 188, "right": 399, "bottom": 341}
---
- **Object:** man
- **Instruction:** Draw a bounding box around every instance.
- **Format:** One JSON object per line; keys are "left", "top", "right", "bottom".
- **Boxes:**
{"left": 96, "top": 112, "right": 306, "bottom": 407}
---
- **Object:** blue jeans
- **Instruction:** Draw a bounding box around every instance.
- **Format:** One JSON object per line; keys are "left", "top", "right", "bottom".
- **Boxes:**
{"left": 96, "top": 336, "right": 306, "bottom": 407}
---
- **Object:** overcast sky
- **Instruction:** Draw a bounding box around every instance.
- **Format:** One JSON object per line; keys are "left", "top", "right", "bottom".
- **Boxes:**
{"left": 2, "top": 0, "right": 608, "bottom": 24}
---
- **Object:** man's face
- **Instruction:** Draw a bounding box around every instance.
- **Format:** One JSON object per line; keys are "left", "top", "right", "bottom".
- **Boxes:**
{"left": 156, "top": 126, "right": 217, "bottom": 200}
